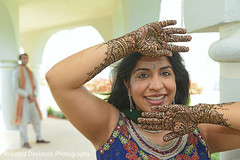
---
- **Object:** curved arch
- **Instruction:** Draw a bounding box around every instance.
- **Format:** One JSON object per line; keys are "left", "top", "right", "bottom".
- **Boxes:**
{"left": 42, "top": 26, "right": 104, "bottom": 70}
{"left": 41, "top": 26, "right": 105, "bottom": 111}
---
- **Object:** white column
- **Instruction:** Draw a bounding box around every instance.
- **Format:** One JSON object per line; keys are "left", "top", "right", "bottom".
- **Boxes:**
{"left": 0, "top": 0, "right": 21, "bottom": 150}
{"left": 209, "top": 22, "right": 240, "bottom": 160}
{"left": 0, "top": 62, "right": 18, "bottom": 130}
{"left": 0, "top": 62, "right": 21, "bottom": 150}
{"left": 0, "top": 108, "right": 7, "bottom": 154}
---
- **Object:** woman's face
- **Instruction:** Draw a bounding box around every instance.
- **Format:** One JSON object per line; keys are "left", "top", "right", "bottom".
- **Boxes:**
{"left": 125, "top": 56, "right": 176, "bottom": 112}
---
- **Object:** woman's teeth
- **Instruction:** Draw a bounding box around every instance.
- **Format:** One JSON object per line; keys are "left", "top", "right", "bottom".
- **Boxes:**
{"left": 146, "top": 96, "right": 164, "bottom": 100}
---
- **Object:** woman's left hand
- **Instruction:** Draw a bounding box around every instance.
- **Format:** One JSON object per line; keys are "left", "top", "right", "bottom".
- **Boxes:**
{"left": 138, "top": 102, "right": 235, "bottom": 142}
{"left": 138, "top": 104, "right": 198, "bottom": 142}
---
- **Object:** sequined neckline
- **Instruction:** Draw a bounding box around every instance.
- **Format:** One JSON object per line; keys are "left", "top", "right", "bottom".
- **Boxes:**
{"left": 127, "top": 118, "right": 188, "bottom": 159}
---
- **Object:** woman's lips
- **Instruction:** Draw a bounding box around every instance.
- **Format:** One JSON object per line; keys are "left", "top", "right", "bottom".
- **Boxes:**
{"left": 145, "top": 95, "right": 165, "bottom": 105}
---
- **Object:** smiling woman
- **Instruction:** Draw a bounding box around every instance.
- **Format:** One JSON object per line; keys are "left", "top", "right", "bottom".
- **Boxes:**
{"left": 45, "top": 20, "right": 240, "bottom": 160}
{"left": 117, "top": 55, "right": 177, "bottom": 112}
{"left": 126, "top": 56, "right": 176, "bottom": 111}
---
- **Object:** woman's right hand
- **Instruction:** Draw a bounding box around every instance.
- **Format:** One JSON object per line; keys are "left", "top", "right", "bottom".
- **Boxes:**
{"left": 127, "top": 20, "right": 192, "bottom": 57}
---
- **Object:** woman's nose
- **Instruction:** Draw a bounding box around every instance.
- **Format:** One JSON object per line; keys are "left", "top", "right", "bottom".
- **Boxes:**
{"left": 148, "top": 75, "right": 164, "bottom": 91}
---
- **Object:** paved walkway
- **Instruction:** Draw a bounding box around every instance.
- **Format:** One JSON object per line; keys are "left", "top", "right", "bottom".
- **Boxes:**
{"left": 0, "top": 118, "right": 96, "bottom": 160}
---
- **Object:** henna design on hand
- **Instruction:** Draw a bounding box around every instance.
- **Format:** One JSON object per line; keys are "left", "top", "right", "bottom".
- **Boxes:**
{"left": 85, "top": 20, "right": 192, "bottom": 82}
{"left": 130, "top": 20, "right": 192, "bottom": 57}
{"left": 138, "top": 102, "right": 235, "bottom": 142}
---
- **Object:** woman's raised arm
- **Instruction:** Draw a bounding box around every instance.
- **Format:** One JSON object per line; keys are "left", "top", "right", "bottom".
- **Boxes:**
{"left": 45, "top": 43, "right": 121, "bottom": 149}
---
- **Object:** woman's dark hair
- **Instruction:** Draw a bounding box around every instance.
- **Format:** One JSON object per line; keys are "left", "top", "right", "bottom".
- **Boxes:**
{"left": 107, "top": 52, "right": 190, "bottom": 110}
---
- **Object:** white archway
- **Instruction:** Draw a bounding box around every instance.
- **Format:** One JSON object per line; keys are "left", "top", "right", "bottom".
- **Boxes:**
{"left": 41, "top": 26, "right": 108, "bottom": 111}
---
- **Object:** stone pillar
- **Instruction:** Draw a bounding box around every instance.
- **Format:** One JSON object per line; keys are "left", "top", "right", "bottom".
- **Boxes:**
{"left": 209, "top": 22, "right": 240, "bottom": 159}
{"left": 0, "top": 107, "right": 6, "bottom": 153}
{"left": 0, "top": 62, "right": 18, "bottom": 130}
{"left": 0, "top": 0, "right": 21, "bottom": 150}
{"left": 0, "top": 62, "right": 21, "bottom": 150}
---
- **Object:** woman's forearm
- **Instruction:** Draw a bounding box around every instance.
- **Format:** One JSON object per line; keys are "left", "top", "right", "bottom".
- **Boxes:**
{"left": 46, "top": 35, "right": 134, "bottom": 90}
{"left": 46, "top": 27, "right": 138, "bottom": 89}
{"left": 204, "top": 102, "right": 240, "bottom": 130}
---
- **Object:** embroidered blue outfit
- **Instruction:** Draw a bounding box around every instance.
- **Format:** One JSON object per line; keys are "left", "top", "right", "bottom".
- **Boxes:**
{"left": 96, "top": 113, "right": 211, "bottom": 160}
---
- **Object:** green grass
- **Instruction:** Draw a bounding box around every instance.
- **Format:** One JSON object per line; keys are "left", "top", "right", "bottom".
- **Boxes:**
{"left": 211, "top": 152, "right": 219, "bottom": 160}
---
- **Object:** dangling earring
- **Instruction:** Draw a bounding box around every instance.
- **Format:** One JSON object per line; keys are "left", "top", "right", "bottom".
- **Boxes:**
{"left": 128, "top": 92, "right": 134, "bottom": 112}
{"left": 172, "top": 99, "right": 175, "bottom": 104}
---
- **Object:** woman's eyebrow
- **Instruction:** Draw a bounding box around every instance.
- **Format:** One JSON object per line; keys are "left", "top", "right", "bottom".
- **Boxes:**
{"left": 133, "top": 68, "right": 149, "bottom": 74}
{"left": 160, "top": 66, "right": 173, "bottom": 70}
{"left": 133, "top": 66, "right": 173, "bottom": 74}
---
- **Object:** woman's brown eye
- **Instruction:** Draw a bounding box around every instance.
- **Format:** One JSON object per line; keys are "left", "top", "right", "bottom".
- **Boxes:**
{"left": 138, "top": 73, "right": 149, "bottom": 78}
{"left": 161, "top": 71, "right": 171, "bottom": 76}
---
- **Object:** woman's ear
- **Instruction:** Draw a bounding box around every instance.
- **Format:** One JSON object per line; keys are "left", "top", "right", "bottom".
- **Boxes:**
{"left": 123, "top": 79, "right": 130, "bottom": 92}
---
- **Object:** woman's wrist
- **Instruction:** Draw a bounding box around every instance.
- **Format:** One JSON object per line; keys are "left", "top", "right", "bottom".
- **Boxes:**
{"left": 195, "top": 103, "right": 232, "bottom": 128}
{"left": 84, "top": 36, "right": 136, "bottom": 83}
{"left": 104, "top": 34, "right": 136, "bottom": 60}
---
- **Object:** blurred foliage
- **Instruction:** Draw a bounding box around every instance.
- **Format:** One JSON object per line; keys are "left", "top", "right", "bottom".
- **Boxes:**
{"left": 189, "top": 81, "right": 203, "bottom": 95}
{"left": 47, "top": 106, "right": 66, "bottom": 119}
{"left": 47, "top": 106, "right": 54, "bottom": 115}
{"left": 84, "top": 78, "right": 112, "bottom": 93}
{"left": 211, "top": 152, "right": 219, "bottom": 160}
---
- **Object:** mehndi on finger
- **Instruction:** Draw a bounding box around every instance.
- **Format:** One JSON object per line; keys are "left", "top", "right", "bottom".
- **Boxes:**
{"left": 164, "top": 28, "right": 187, "bottom": 34}
{"left": 166, "top": 44, "right": 190, "bottom": 52}
{"left": 138, "top": 118, "right": 164, "bottom": 124}
{"left": 168, "top": 35, "right": 192, "bottom": 42}
{"left": 156, "top": 49, "right": 172, "bottom": 57}
{"left": 141, "top": 112, "right": 165, "bottom": 118}
{"left": 163, "top": 132, "right": 180, "bottom": 142}
{"left": 158, "top": 20, "right": 177, "bottom": 27}
{"left": 151, "top": 105, "right": 168, "bottom": 112}
{"left": 140, "top": 124, "right": 164, "bottom": 131}
{"left": 141, "top": 112, "right": 156, "bottom": 118}
{"left": 138, "top": 118, "right": 155, "bottom": 124}
{"left": 150, "top": 20, "right": 177, "bottom": 34}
